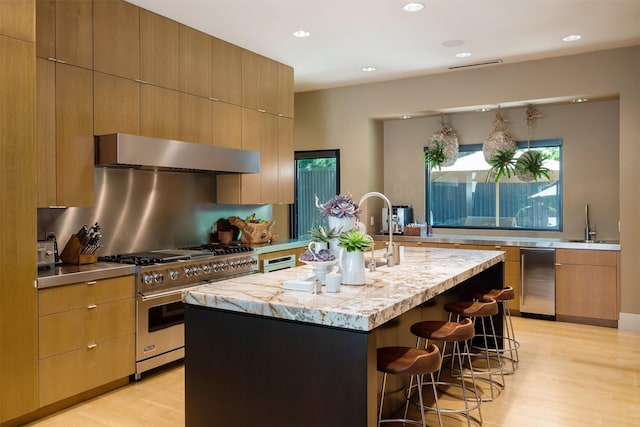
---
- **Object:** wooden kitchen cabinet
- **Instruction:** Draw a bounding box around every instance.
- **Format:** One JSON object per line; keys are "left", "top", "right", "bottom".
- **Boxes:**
{"left": 37, "top": 59, "right": 94, "bottom": 207}
{"left": 212, "top": 101, "right": 242, "bottom": 149}
{"left": 140, "top": 9, "right": 179, "bottom": 89}
{"left": 38, "top": 275, "right": 135, "bottom": 407}
{"left": 0, "top": 0, "right": 34, "bottom": 42}
{"left": 93, "top": 0, "right": 140, "bottom": 80}
{"left": 94, "top": 71, "right": 141, "bottom": 136}
{"left": 556, "top": 249, "right": 619, "bottom": 327}
{"left": 242, "top": 50, "right": 278, "bottom": 113}
{"left": 179, "top": 24, "right": 213, "bottom": 97}
{"left": 36, "top": 0, "right": 93, "bottom": 69}
{"left": 476, "top": 245, "right": 521, "bottom": 313}
{"left": 140, "top": 84, "right": 180, "bottom": 140}
{"left": 277, "top": 63, "right": 294, "bottom": 118}
{"left": 212, "top": 38, "right": 242, "bottom": 105}
{"left": 217, "top": 109, "right": 293, "bottom": 204}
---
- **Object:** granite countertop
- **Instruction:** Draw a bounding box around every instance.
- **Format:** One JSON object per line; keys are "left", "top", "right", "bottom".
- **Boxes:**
{"left": 37, "top": 262, "right": 136, "bottom": 289}
{"left": 183, "top": 246, "right": 504, "bottom": 331}
{"left": 382, "top": 234, "right": 621, "bottom": 251}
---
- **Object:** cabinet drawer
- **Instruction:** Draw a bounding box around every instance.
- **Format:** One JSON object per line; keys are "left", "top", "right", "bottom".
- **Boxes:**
{"left": 475, "top": 245, "right": 519, "bottom": 261}
{"left": 39, "top": 298, "right": 135, "bottom": 358}
{"left": 39, "top": 275, "right": 134, "bottom": 315}
{"left": 39, "top": 334, "right": 135, "bottom": 407}
{"left": 556, "top": 249, "right": 617, "bottom": 266}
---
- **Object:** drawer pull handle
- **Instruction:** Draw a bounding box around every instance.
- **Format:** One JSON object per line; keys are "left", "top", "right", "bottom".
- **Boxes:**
{"left": 87, "top": 344, "right": 97, "bottom": 349}
{"left": 87, "top": 304, "right": 97, "bottom": 309}
{"left": 87, "top": 281, "right": 97, "bottom": 285}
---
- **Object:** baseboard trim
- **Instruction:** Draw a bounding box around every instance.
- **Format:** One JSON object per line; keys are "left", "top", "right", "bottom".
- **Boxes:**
{"left": 618, "top": 312, "right": 640, "bottom": 331}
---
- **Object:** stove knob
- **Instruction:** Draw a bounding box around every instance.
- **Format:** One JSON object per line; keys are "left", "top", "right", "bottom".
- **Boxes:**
{"left": 203, "top": 263, "right": 212, "bottom": 274}
{"left": 143, "top": 273, "right": 154, "bottom": 285}
{"left": 169, "top": 269, "right": 179, "bottom": 280}
{"left": 183, "top": 266, "right": 193, "bottom": 277}
{"left": 193, "top": 266, "right": 202, "bottom": 276}
{"left": 154, "top": 272, "right": 163, "bottom": 283}
{"left": 220, "top": 262, "right": 228, "bottom": 271}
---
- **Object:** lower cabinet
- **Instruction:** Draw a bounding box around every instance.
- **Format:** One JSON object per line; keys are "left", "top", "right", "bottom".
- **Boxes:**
{"left": 556, "top": 249, "right": 619, "bottom": 327}
{"left": 38, "top": 275, "right": 135, "bottom": 407}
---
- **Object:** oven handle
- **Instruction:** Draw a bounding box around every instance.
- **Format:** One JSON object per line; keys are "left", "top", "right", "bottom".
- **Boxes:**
{"left": 140, "top": 287, "right": 198, "bottom": 301}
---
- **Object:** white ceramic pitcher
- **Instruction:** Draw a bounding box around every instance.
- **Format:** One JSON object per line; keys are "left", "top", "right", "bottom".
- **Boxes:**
{"left": 338, "top": 248, "right": 366, "bottom": 285}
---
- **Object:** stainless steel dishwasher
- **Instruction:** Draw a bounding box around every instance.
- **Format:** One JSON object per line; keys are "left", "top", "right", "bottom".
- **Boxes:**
{"left": 520, "top": 248, "right": 556, "bottom": 320}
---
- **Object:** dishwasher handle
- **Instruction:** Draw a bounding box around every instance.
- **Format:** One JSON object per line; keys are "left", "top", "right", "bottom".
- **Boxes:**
{"left": 262, "top": 253, "right": 297, "bottom": 273}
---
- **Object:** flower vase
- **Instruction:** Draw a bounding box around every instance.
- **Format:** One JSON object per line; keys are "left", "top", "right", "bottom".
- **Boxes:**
{"left": 338, "top": 249, "right": 366, "bottom": 286}
{"left": 327, "top": 216, "right": 356, "bottom": 261}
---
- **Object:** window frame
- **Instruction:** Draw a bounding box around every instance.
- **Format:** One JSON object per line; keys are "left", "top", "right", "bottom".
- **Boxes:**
{"left": 425, "top": 138, "right": 563, "bottom": 231}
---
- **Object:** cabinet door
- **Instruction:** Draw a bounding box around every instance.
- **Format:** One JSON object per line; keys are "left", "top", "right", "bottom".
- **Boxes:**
{"left": 35, "top": 0, "right": 55, "bottom": 59}
{"left": 260, "top": 57, "right": 278, "bottom": 113}
{"left": 212, "top": 38, "right": 242, "bottom": 105}
{"left": 140, "top": 9, "right": 179, "bottom": 89}
{"left": 240, "top": 108, "right": 262, "bottom": 203}
{"left": 0, "top": 0, "right": 35, "bottom": 41}
{"left": 556, "top": 264, "right": 618, "bottom": 322}
{"left": 179, "top": 92, "right": 213, "bottom": 144}
{"left": 241, "top": 49, "right": 261, "bottom": 110}
{"left": 179, "top": 24, "right": 212, "bottom": 97}
{"left": 55, "top": 0, "right": 93, "bottom": 68}
{"left": 212, "top": 101, "right": 242, "bottom": 149}
{"left": 94, "top": 72, "right": 140, "bottom": 136}
{"left": 140, "top": 84, "right": 180, "bottom": 140}
{"left": 277, "top": 116, "right": 294, "bottom": 204}
{"left": 55, "top": 63, "right": 94, "bottom": 207}
{"left": 277, "top": 63, "right": 294, "bottom": 118}
{"left": 93, "top": 0, "right": 139, "bottom": 79}
{"left": 36, "top": 58, "right": 57, "bottom": 207}
{"left": 260, "top": 113, "right": 278, "bottom": 203}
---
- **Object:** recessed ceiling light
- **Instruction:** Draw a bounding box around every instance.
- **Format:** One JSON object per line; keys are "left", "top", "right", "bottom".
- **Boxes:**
{"left": 572, "top": 98, "right": 589, "bottom": 103}
{"left": 402, "top": 2, "right": 425, "bottom": 12}
{"left": 456, "top": 52, "right": 472, "bottom": 58}
{"left": 292, "top": 30, "right": 311, "bottom": 38}
{"left": 362, "top": 66, "right": 376, "bottom": 72}
{"left": 476, "top": 107, "right": 491, "bottom": 112}
{"left": 401, "top": 115, "right": 412, "bottom": 119}
{"left": 562, "top": 34, "right": 582, "bottom": 42}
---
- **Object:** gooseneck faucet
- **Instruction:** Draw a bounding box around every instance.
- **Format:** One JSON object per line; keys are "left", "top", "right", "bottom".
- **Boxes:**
{"left": 358, "top": 191, "right": 395, "bottom": 266}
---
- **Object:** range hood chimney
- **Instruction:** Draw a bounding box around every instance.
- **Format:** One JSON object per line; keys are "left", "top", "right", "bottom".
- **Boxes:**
{"left": 95, "top": 133, "right": 259, "bottom": 174}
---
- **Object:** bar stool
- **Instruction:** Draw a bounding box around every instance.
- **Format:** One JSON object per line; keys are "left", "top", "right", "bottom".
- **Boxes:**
{"left": 444, "top": 298, "right": 505, "bottom": 402}
{"left": 408, "top": 318, "right": 482, "bottom": 426}
{"left": 377, "top": 345, "right": 443, "bottom": 427}
{"left": 471, "top": 286, "right": 520, "bottom": 374}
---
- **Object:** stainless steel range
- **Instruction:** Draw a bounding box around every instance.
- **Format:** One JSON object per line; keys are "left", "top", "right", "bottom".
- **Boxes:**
{"left": 100, "top": 244, "right": 258, "bottom": 379}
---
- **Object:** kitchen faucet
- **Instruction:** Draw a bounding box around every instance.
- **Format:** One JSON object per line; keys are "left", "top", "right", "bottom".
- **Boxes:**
{"left": 585, "top": 204, "right": 596, "bottom": 242}
{"left": 358, "top": 192, "right": 395, "bottom": 267}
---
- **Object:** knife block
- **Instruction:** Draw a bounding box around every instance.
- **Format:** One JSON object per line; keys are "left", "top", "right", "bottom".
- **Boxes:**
{"left": 60, "top": 235, "right": 98, "bottom": 265}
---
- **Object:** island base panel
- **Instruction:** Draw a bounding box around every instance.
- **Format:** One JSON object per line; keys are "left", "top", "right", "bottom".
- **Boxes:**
{"left": 185, "top": 306, "right": 377, "bottom": 427}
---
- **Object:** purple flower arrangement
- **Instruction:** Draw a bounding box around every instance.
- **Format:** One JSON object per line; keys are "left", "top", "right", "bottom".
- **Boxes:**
{"left": 316, "top": 194, "right": 361, "bottom": 219}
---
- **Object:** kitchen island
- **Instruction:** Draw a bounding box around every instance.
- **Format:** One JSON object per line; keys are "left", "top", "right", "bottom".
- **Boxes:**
{"left": 183, "top": 246, "right": 504, "bottom": 427}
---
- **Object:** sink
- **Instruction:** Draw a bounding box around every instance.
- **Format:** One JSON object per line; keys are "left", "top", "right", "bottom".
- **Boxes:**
{"left": 566, "top": 239, "right": 612, "bottom": 244}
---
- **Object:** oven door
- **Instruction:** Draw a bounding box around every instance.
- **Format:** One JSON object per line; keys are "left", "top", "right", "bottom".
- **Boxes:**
{"left": 136, "top": 288, "right": 189, "bottom": 369}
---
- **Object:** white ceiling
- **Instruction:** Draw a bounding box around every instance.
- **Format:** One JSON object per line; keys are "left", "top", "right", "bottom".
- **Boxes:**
{"left": 127, "top": 0, "right": 640, "bottom": 93}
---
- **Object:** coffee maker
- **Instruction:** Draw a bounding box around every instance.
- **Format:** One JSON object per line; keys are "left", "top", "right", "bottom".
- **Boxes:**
{"left": 381, "top": 205, "right": 413, "bottom": 234}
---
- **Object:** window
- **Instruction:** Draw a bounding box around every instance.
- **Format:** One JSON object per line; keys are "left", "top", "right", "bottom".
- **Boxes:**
{"left": 291, "top": 150, "right": 340, "bottom": 238}
{"left": 426, "top": 139, "right": 562, "bottom": 231}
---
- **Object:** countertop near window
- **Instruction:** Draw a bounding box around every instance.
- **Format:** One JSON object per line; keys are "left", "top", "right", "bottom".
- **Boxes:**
{"left": 249, "top": 238, "right": 308, "bottom": 254}
{"left": 381, "top": 234, "right": 620, "bottom": 251}
{"left": 183, "top": 247, "right": 504, "bottom": 331}
{"left": 37, "top": 262, "right": 136, "bottom": 289}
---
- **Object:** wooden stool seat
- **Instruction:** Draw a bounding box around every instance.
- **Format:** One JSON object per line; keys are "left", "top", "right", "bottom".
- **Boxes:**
{"left": 410, "top": 318, "right": 475, "bottom": 342}
{"left": 471, "top": 286, "right": 515, "bottom": 302}
{"left": 377, "top": 344, "right": 443, "bottom": 427}
{"left": 444, "top": 299, "right": 498, "bottom": 317}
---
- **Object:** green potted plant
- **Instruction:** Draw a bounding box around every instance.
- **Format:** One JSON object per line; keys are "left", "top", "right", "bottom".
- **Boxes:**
{"left": 337, "top": 230, "right": 374, "bottom": 286}
{"left": 337, "top": 229, "right": 374, "bottom": 252}
{"left": 307, "top": 225, "right": 339, "bottom": 244}
{"left": 423, "top": 140, "right": 448, "bottom": 170}
{"left": 488, "top": 148, "right": 518, "bottom": 181}
{"left": 515, "top": 150, "right": 551, "bottom": 181}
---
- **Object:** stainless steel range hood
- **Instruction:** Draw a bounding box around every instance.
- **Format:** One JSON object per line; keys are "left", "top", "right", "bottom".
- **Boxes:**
{"left": 95, "top": 133, "right": 259, "bottom": 174}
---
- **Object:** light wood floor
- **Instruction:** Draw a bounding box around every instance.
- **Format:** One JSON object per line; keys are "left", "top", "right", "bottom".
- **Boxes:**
{"left": 26, "top": 317, "right": 640, "bottom": 426}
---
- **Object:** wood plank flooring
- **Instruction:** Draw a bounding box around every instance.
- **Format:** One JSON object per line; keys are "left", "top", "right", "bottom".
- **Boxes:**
{"left": 26, "top": 317, "right": 640, "bottom": 426}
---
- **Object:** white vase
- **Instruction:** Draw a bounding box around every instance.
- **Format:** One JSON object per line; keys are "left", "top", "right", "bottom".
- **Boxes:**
{"left": 327, "top": 216, "right": 357, "bottom": 261}
{"left": 339, "top": 249, "right": 366, "bottom": 285}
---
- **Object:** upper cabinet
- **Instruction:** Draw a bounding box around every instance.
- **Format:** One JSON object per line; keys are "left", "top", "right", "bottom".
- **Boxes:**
{"left": 36, "top": 59, "right": 94, "bottom": 207}
{"left": 93, "top": 0, "right": 140, "bottom": 80}
{"left": 36, "top": 0, "right": 93, "bottom": 69}
{"left": 0, "top": 0, "right": 35, "bottom": 42}
{"left": 277, "top": 63, "right": 294, "bottom": 118}
{"left": 140, "top": 9, "right": 179, "bottom": 89}
{"left": 179, "top": 24, "right": 213, "bottom": 97}
{"left": 242, "top": 50, "right": 278, "bottom": 114}
{"left": 212, "top": 38, "right": 242, "bottom": 105}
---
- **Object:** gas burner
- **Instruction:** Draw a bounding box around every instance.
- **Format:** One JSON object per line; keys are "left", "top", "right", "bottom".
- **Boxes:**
{"left": 181, "top": 244, "right": 254, "bottom": 256}
{"left": 99, "top": 251, "right": 190, "bottom": 266}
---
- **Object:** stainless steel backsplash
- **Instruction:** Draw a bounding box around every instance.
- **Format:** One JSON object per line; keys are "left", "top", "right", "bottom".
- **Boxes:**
{"left": 37, "top": 167, "right": 272, "bottom": 255}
